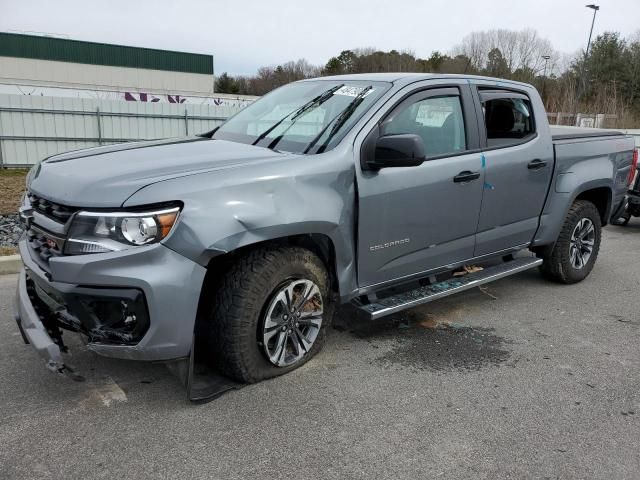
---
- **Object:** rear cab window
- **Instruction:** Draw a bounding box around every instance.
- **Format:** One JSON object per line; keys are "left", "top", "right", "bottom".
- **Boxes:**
{"left": 479, "top": 89, "right": 536, "bottom": 148}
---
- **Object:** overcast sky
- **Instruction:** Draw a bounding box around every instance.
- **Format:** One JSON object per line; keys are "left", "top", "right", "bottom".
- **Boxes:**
{"left": 1, "top": 0, "right": 638, "bottom": 75}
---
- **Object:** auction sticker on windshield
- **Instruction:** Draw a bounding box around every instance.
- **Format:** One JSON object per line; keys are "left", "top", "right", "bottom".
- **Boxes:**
{"left": 333, "top": 86, "right": 375, "bottom": 97}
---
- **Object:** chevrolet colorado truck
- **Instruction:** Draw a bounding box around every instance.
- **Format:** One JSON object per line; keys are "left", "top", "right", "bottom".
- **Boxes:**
{"left": 14, "top": 74, "right": 636, "bottom": 389}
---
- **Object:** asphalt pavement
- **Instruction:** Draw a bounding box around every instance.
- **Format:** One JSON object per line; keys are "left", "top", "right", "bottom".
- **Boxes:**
{"left": 1, "top": 221, "right": 639, "bottom": 480}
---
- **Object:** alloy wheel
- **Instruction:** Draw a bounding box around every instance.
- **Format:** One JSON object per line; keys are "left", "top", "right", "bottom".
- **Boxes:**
{"left": 261, "top": 278, "right": 323, "bottom": 367}
{"left": 569, "top": 218, "right": 595, "bottom": 269}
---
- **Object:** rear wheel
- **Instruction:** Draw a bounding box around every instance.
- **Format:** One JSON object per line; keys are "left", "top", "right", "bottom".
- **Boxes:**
{"left": 207, "top": 246, "right": 332, "bottom": 383}
{"left": 539, "top": 200, "right": 602, "bottom": 284}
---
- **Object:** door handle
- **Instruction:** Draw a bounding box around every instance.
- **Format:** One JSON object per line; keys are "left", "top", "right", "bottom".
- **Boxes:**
{"left": 528, "top": 159, "right": 547, "bottom": 170}
{"left": 453, "top": 171, "right": 481, "bottom": 183}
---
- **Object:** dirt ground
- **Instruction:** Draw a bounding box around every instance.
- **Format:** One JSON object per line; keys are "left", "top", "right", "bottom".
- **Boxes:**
{"left": 0, "top": 169, "right": 28, "bottom": 215}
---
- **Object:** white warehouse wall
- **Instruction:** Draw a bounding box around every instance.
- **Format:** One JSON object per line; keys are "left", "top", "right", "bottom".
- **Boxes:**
{"left": 0, "top": 56, "right": 214, "bottom": 96}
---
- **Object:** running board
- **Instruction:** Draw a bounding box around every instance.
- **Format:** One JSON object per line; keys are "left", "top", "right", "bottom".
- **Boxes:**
{"left": 353, "top": 257, "right": 542, "bottom": 320}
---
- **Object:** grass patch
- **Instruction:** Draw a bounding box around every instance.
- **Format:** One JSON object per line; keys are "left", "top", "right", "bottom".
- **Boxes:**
{"left": 0, "top": 246, "right": 18, "bottom": 256}
{"left": 0, "top": 168, "right": 30, "bottom": 176}
{"left": 0, "top": 169, "right": 28, "bottom": 214}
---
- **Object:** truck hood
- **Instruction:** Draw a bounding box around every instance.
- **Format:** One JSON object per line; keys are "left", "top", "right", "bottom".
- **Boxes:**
{"left": 28, "top": 137, "right": 284, "bottom": 208}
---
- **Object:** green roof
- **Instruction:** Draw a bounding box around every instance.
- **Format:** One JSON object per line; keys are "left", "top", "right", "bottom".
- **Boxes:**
{"left": 0, "top": 32, "right": 213, "bottom": 75}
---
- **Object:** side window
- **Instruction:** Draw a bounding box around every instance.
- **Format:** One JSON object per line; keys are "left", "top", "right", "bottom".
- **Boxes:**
{"left": 381, "top": 95, "right": 467, "bottom": 158}
{"left": 481, "top": 94, "right": 535, "bottom": 147}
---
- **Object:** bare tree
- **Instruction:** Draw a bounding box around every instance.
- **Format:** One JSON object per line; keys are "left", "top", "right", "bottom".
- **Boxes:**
{"left": 452, "top": 29, "right": 557, "bottom": 77}
{"left": 216, "top": 29, "right": 640, "bottom": 127}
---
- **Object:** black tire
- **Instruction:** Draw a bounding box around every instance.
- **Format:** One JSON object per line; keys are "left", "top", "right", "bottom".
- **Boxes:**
{"left": 539, "top": 200, "right": 602, "bottom": 284}
{"left": 207, "top": 246, "right": 332, "bottom": 383}
{"left": 620, "top": 212, "right": 631, "bottom": 226}
{"left": 611, "top": 212, "right": 631, "bottom": 226}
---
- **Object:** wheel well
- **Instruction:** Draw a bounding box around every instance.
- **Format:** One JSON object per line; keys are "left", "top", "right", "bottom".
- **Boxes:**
{"left": 531, "top": 187, "right": 611, "bottom": 258}
{"left": 201, "top": 234, "right": 339, "bottom": 296}
{"left": 575, "top": 187, "right": 611, "bottom": 225}
{"left": 193, "top": 234, "right": 339, "bottom": 353}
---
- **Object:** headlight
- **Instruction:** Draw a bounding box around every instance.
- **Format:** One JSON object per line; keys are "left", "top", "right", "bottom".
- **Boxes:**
{"left": 64, "top": 205, "right": 180, "bottom": 255}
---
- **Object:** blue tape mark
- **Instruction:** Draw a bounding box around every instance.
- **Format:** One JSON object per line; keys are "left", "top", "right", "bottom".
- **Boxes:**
{"left": 484, "top": 182, "right": 495, "bottom": 190}
{"left": 481, "top": 153, "right": 486, "bottom": 168}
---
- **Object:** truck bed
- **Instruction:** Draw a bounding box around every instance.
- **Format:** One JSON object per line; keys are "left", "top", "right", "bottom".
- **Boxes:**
{"left": 550, "top": 126, "right": 624, "bottom": 141}
{"left": 551, "top": 128, "right": 636, "bottom": 227}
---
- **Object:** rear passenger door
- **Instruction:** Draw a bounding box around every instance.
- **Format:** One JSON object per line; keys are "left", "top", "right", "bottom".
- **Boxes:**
{"left": 472, "top": 86, "right": 554, "bottom": 257}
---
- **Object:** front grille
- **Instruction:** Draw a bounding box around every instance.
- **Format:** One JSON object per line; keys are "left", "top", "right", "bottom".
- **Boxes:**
{"left": 27, "top": 227, "right": 64, "bottom": 263}
{"left": 24, "top": 192, "right": 76, "bottom": 269}
{"left": 27, "top": 192, "right": 77, "bottom": 223}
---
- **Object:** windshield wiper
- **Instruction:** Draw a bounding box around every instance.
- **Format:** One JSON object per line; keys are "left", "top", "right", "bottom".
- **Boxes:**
{"left": 251, "top": 84, "right": 344, "bottom": 148}
{"left": 303, "top": 85, "right": 373, "bottom": 154}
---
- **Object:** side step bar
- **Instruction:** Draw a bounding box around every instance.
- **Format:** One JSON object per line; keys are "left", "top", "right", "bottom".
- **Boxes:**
{"left": 353, "top": 256, "right": 542, "bottom": 320}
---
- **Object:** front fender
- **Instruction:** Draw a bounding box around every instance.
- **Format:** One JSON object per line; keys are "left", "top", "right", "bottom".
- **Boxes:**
{"left": 124, "top": 152, "right": 358, "bottom": 299}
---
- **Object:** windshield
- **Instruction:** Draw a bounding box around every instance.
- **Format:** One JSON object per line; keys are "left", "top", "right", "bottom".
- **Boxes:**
{"left": 211, "top": 80, "right": 390, "bottom": 154}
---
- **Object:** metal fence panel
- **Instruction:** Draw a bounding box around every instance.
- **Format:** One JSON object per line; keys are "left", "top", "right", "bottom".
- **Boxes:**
{"left": 0, "top": 93, "right": 251, "bottom": 167}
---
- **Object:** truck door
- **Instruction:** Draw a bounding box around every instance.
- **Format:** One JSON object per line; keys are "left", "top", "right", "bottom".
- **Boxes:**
{"left": 356, "top": 85, "right": 484, "bottom": 288}
{"left": 472, "top": 86, "right": 554, "bottom": 257}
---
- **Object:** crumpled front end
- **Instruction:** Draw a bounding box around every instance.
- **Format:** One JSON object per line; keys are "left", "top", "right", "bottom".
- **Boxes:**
{"left": 13, "top": 192, "right": 207, "bottom": 374}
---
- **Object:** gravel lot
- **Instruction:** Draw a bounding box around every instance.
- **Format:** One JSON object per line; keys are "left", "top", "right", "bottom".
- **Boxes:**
{"left": 1, "top": 222, "right": 639, "bottom": 480}
{"left": 0, "top": 169, "right": 27, "bottom": 255}
{"left": 0, "top": 214, "right": 23, "bottom": 251}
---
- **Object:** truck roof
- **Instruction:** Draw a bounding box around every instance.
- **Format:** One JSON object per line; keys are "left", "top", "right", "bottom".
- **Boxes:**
{"left": 305, "top": 73, "right": 534, "bottom": 89}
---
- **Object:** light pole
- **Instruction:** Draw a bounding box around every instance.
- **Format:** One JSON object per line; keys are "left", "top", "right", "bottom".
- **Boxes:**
{"left": 580, "top": 4, "right": 600, "bottom": 98}
{"left": 541, "top": 55, "right": 551, "bottom": 103}
{"left": 585, "top": 4, "right": 600, "bottom": 57}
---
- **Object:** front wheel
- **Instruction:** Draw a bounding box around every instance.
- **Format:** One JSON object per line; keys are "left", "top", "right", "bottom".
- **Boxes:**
{"left": 539, "top": 200, "right": 602, "bottom": 284}
{"left": 206, "top": 246, "right": 332, "bottom": 383}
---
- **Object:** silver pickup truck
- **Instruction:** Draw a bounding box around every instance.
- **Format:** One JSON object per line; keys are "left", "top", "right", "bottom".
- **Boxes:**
{"left": 14, "top": 73, "right": 636, "bottom": 390}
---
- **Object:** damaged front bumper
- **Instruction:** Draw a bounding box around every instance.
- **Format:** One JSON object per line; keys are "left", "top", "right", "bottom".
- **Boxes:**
{"left": 26, "top": 269, "right": 151, "bottom": 345}
{"left": 14, "top": 264, "right": 242, "bottom": 401}
{"left": 15, "top": 269, "right": 65, "bottom": 372}
{"left": 14, "top": 238, "right": 207, "bottom": 371}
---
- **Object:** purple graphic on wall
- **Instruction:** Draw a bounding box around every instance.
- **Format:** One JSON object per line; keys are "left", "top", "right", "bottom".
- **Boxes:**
{"left": 124, "top": 92, "right": 161, "bottom": 102}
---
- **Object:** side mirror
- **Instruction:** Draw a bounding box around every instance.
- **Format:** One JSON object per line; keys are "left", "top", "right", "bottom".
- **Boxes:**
{"left": 367, "top": 134, "right": 426, "bottom": 170}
